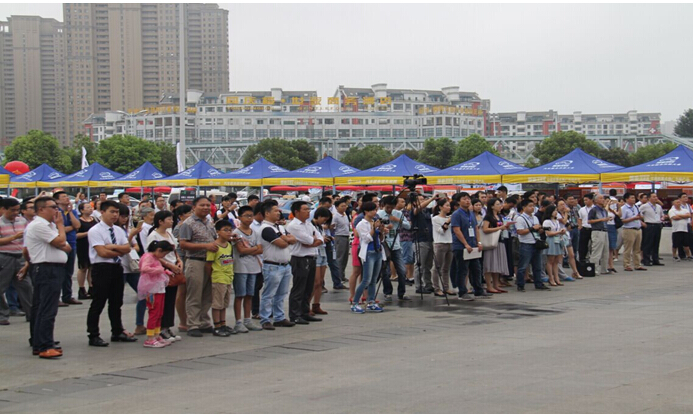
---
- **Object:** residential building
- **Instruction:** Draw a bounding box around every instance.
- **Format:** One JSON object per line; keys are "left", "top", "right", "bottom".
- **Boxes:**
{"left": 0, "top": 16, "right": 68, "bottom": 143}
{"left": 64, "top": 3, "right": 228, "bottom": 144}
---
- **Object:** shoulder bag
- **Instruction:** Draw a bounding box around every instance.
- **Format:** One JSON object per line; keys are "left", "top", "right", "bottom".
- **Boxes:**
{"left": 520, "top": 215, "right": 548, "bottom": 250}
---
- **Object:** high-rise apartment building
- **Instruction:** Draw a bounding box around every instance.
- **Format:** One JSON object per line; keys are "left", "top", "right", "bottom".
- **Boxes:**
{"left": 63, "top": 3, "right": 229, "bottom": 144}
{"left": 0, "top": 16, "right": 68, "bottom": 145}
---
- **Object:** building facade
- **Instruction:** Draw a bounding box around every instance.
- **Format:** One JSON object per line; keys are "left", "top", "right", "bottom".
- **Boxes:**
{"left": 487, "top": 110, "right": 661, "bottom": 137}
{"left": 63, "top": 3, "right": 228, "bottom": 144}
{"left": 0, "top": 16, "right": 68, "bottom": 144}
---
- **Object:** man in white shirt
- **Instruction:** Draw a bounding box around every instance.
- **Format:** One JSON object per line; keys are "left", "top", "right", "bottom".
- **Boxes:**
{"left": 669, "top": 197, "right": 691, "bottom": 261}
{"left": 86, "top": 200, "right": 136, "bottom": 347}
{"left": 154, "top": 195, "right": 167, "bottom": 213}
{"left": 578, "top": 193, "right": 594, "bottom": 262}
{"left": 286, "top": 201, "right": 323, "bottom": 325}
{"left": 258, "top": 201, "right": 297, "bottom": 329}
{"left": 639, "top": 192, "right": 665, "bottom": 266}
{"left": 24, "top": 196, "right": 71, "bottom": 358}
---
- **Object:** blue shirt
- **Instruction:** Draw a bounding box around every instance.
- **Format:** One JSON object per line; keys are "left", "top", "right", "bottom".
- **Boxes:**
{"left": 621, "top": 204, "right": 642, "bottom": 229}
{"left": 61, "top": 208, "right": 78, "bottom": 247}
{"left": 451, "top": 207, "right": 477, "bottom": 251}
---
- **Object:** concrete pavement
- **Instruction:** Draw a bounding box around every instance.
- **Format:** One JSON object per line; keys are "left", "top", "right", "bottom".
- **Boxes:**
{"left": 1, "top": 255, "right": 693, "bottom": 413}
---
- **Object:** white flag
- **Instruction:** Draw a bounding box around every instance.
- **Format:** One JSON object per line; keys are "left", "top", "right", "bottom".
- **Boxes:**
{"left": 176, "top": 142, "right": 184, "bottom": 173}
{"left": 81, "top": 147, "right": 89, "bottom": 169}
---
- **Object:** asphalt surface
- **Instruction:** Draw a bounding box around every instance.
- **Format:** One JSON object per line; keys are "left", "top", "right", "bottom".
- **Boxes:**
{"left": 1, "top": 254, "right": 692, "bottom": 414}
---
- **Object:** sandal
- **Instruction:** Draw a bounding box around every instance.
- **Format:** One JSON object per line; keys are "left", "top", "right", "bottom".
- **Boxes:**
{"left": 486, "top": 289, "right": 502, "bottom": 294}
{"left": 572, "top": 272, "right": 583, "bottom": 279}
{"left": 556, "top": 282, "right": 564, "bottom": 286}
{"left": 608, "top": 268, "right": 618, "bottom": 273}
{"left": 178, "top": 325, "right": 188, "bottom": 332}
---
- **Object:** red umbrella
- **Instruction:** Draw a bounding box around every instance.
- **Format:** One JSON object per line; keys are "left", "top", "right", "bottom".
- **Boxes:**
{"left": 125, "top": 187, "right": 152, "bottom": 193}
{"left": 153, "top": 186, "right": 172, "bottom": 193}
{"left": 270, "top": 186, "right": 319, "bottom": 192}
{"left": 335, "top": 186, "right": 367, "bottom": 191}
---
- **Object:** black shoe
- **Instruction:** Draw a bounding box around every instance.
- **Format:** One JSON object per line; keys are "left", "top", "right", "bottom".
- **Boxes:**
{"left": 517, "top": 286, "right": 525, "bottom": 292}
{"left": 641, "top": 261, "right": 652, "bottom": 266}
{"left": 535, "top": 285, "right": 551, "bottom": 291}
{"left": 213, "top": 327, "right": 232, "bottom": 337}
{"left": 652, "top": 262, "right": 664, "bottom": 266}
{"left": 199, "top": 326, "right": 214, "bottom": 334}
{"left": 89, "top": 337, "right": 109, "bottom": 347}
{"left": 273, "top": 319, "right": 295, "bottom": 327}
{"left": 78, "top": 287, "right": 92, "bottom": 300}
{"left": 111, "top": 333, "right": 138, "bottom": 342}
{"left": 187, "top": 328, "right": 203, "bottom": 337}
{"left": 333, "top": 285, "right": 348, "bottom": 290}
{"left": 415, "top": 288, "right": 432, "bottom": 294}
{"left": 302, "top": 314, "right": 322, "bottom": 322}
{"left": 292, "top": 317, "right": 310, "bottom": 325}
{"left": 9, "top": 309, "right": 25, "bottom": 317}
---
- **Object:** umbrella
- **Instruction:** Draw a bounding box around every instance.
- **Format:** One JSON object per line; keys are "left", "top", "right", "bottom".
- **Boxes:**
{"left": 426, "top": 151, "right": 526, "bottom": 184}
{"left": 601, "top": 145, "right": 693, "bottom": 182}
{"left": 334, "top": 155, "right": 438, "bottom": 185}
{"left": 10, "top": 164, "right": 64, "bottom": 188}
{"left": 263, "top": 156, "right": 360, "bottom": 186}
{"left": 503, "top": 148, "right": 621, "bottom": 184}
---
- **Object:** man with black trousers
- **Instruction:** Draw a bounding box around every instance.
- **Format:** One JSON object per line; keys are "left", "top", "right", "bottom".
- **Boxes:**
{"left": 578, "top": 193, "right": 594, "bottom": 262}
{"left": 640, "top": 192, "right": 665, "bottom": 266}
{"left": 86, "top": 200, "right": 137, "bottom": 347}
{"left": 286, "top": 201, "right": 323, "bottom": 325}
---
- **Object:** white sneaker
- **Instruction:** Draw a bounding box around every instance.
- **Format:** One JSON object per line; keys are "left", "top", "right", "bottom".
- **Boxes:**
{"left": 234, "top": 322, "right": 249, "bottom": 334}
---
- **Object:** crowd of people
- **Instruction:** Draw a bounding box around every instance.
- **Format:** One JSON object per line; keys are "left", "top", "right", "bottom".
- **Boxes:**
{"left": 0, "top": 185, "right": 686, "bottom": 358}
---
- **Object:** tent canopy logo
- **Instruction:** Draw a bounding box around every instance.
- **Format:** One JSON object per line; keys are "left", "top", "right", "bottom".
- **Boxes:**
{"left": 151, "top": 173, "right": 163, "bottom": 179}
{"left": 498, "top": 161, "right": 522, "bottom": 170}
{"left": 18, "top": 171, "right": 37, "bottom": 180}
{"left": 99, "top": 172, "right": 116, "bottom": 179}
{"left": 648, "top": 156, "right": 680, "bottom": 167}
{"left": 338, "top": 166, "right": 356, "bottom": 174}
{"left": 207, "top": 169, "right": 221, "bottom": 176}
{"left": 591, "top": 159, "right": 613, "bottom": 169}
{"left": 234, "top": 166, "right": 253, "bottom": 174}
{"left": 178, "top": 169, "right": 194, "bottom": 177}
{"left": 47, "top": 172, "right": 61, "bottom": 179}
{"left": 547, "top": 160, "right": 573, "bottom": 170}
{"left": 452, "top": 162, "right": 480, "bottom": 171}
{"left": 122, "top": 170, "right": 140, "bottom": 179}
{"left": 72, "top": 168, "right": 89, "bottom": 178}
{"left": 373, "top": 164, "right": 397, "bottom": 172}
{"left": 301, "top": 166, "right": 322, "bottom": 174}
{"left": 414, "top": 164, "right": 436, "bottom": 173}
{"left": 268, "top": 166, "right": 286, "bottom": 173}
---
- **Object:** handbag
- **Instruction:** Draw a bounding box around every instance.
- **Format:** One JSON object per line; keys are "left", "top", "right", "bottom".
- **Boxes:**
{"left": 168, "top": 271, "right": 186, "bottom": 286}
{"left": 520, "top": 215, "right": 548, "bottom": 250}
{"left": 127, "top": 249, "right": 141, "bottom": 273}
{"left": 480, "top": 229, "right": 501, "bottom": 251}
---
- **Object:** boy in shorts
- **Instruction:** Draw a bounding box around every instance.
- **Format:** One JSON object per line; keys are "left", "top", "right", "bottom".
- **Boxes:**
{"left": 206, "top": 220, "right": 236, "bottom": 337}
{"left": 232, "top": 206, "right": 263, "bottom": 333}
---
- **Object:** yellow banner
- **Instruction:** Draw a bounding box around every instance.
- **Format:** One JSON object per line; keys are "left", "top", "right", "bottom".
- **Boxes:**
{"left": 198, "top": 178, "right": 264, "bottom": 187}
{"left": 600, "top": 172, "right": 693, "bottom": 182}
{"left": 426, "top": 175, "right": 501, "bottom": 185}
{"left": 262, "top": 177, "right": 335, "bottom": 186}
{"left": 502, "top": 173, "right": 600, "bottom": 184}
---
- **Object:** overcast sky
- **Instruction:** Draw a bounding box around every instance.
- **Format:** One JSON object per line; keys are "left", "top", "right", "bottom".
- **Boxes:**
{"left": 2, "top": 3, "right": 691, "bottom": 122}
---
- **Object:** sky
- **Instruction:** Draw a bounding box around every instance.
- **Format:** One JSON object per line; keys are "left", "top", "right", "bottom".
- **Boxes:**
{"left": 1, "top": 3, "right": 692, "bottom": 122}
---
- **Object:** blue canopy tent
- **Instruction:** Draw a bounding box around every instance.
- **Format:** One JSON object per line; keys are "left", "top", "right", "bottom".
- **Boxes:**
{"left": 503, "top": 148, "right": 622, "bottom": 184}
{"left": 143, "top": 160, "right": 222, "bottom": 187}
{"left": 426, "top": 151, "right": 527, "bottom": 184}
{"left": 601, "top": 145, "right": 693, "bottom": 182}
{"left": 264, "top": 156, "right": 360, "bottom": 186}
{"left": 10, "top": 164, "right": 65, "bottom": 188}
{"left": 335, "top": 155, "right": 439, "bottom": 185}
{"left": 99, "top": 161, "right": 166, "bottom": 187}
{"left": 198, "top": 157, "right": 288, "bottom": 187}
{"left": 37, "top": 163, "right": 122, "bottom": 187}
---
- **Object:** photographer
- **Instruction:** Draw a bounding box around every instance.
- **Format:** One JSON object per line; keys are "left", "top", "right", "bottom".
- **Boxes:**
{"left": 410, "top": 192, "right": 440, "bottom": 294}
{"left": 377, "top": 195, "right": 411, "bottom": 302}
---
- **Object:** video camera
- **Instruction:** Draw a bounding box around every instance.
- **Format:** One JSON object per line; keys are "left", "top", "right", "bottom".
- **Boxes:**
{"left": 403, "top": 174, "right": 427, "bottom": 192}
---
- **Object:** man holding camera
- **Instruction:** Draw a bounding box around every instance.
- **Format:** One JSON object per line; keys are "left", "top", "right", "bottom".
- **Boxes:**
{"left": 411, "top": 193, "right": 439, "bottom": 294}
{"left": 377, "top": 195, "right": 411, "bottom": 302}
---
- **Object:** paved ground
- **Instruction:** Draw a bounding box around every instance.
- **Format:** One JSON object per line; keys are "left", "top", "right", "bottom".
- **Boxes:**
{"left": 1, "top": 255, "right": 693, "bottom": 414}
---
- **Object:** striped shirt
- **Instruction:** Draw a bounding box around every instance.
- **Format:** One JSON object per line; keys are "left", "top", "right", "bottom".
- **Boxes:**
{"left": 0, "top": 215, "right": 28, "bottom": 254}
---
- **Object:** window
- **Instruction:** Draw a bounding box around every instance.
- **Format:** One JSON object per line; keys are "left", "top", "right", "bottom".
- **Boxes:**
{"left": 324, "top": 129, "right": 335, "bottom": 138}
{"left": 339, "top": 129, "right": 350, "bottom": 138}
{"left": 393, "top": 129, "right": 404, "bottom": 138}
{"left": 406, "top": 129, "right": 418, "bottom": 138}
{"left": 341, "top": 118, "right": 350, "bottom": 124}
{"left": 269, "top": 129, "right": 281, "bottom": 138}
{"left": 284, "top": 129, "right": 295, "bottom": 138}
{"left": 366, "top": 129, "right": 378, "bottom": 138}
{"left": 244, "top": 118, "right": 252, "bottom": 125}
{"left": 379, "top": 129, "right": 391, "bottom": 138}
{"left": 324, "top": 118, "right": 334, "bottom": 125}
{"left": 214, "top": 129, "right": 225, "bottom": 139}
{"left": 256, "top": 129, "right": 267, "bottom": 138}
{"left": 200, "top": 129, "right": 212, "bottom": 139}
{"left": 352, "top": 129, "right": 364, "bottom": 138}
{"left": 228, "top": 130, "right": 240, "bottom": 138}
{"left": 297, "top": 129, "right": 307, "bottom": 138}
{"left": 242, "top": 129, "right": 254, "bottom": 138}
{"left": 435, "top": 127, "right": 443, "bottom": 136}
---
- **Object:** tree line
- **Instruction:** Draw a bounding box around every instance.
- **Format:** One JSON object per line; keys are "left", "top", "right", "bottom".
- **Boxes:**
{"left": 5, "top": 109, "right": 693, "bottom": 175}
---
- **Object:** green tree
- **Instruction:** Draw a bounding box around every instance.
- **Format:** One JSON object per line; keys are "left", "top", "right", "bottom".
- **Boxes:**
{"left": 531, "top": 131, "right": 601, "bottom": 165}
{"left": 96, "top": 135, "right": 163, "bottom": 174}
{"left": 288, "top": 139, "right": 318, "bottom": 166}
{"left": 629, "top": 142, "right": 678, "bottom": 166}
{"left": 4, "top": 130, "right": 72, "bottom": 172}
{"left": 391, "top": 148, "right": 420, "bottom": 161}
{"left": 453, "top": 134, "right": 498, "bottom": 164}
{"left": 241, "top": 138, "right": 307, "bottom": 170}
{"left": 68, "top": 134, "right": 100, "bottom": 173}
{"left": 156, "top": 142, "right": 178, "bottom": 176}
{"left": 523, "top": 157, "right": 540, "bottom": 168}
{"left": 417, "top": 137, "right": 456, "bottom": 168}
{"left": 674, "top": 109, "right": 693, "bottom": 137}
{"left": 598, "top": 147, "right": 632, "bottom": 167}
{"left": 340, "top": 145, "right": 392, "bottom": 170}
